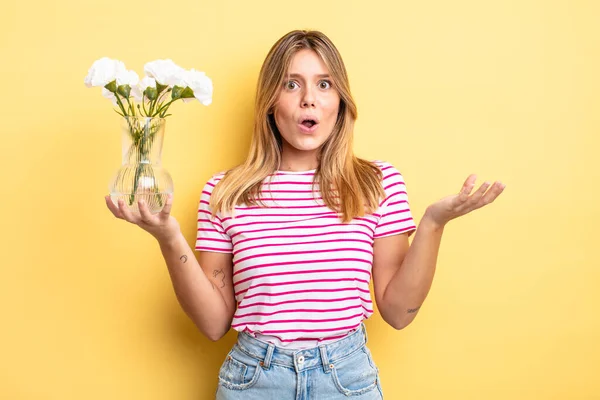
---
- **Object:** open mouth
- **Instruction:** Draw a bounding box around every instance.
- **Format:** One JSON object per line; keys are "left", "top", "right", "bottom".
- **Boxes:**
{"left": 301, "top": 119, "right": 318, "bottom": 128}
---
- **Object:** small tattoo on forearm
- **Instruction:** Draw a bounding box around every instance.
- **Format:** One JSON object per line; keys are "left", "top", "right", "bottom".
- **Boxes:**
{"left": 407, "top": 306, "right": 421, "bottom": 314}
{"left": 212, "top": 269, "right": 226, "bottom": 288}
{"left": 180, "top": 255, "right": 188, "bottom": 263}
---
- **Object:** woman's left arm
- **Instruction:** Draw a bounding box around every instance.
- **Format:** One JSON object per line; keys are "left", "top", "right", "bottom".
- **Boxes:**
{"left": 372, "top": 175, "right": 506, "bottom": 330}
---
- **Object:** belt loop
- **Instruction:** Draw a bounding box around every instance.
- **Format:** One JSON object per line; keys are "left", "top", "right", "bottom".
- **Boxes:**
{"left": 319, "top": 345, "right": 331, "bottom": 373}
{"left": 261, "top": 343, "right": 275, "bottom": 369}
{"left": 362, "top": 322, "right": 368, "bottom": 344}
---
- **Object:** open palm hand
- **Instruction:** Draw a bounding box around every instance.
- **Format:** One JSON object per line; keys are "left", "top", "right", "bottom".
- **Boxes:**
{"left": 425, "top": 174, "right": 506, "bottom": 228}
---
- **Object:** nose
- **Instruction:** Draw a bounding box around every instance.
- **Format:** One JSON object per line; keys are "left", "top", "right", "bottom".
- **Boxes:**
{"left": 301, "top": 86, "right": 316, "bottom": 108}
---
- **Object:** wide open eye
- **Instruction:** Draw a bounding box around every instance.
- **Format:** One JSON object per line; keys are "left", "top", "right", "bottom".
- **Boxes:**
{"left": 319, "top": 80, "right": 332, "bottom": 89}
{"left": 285, "top": 81, "right": 298, "bottom": 90}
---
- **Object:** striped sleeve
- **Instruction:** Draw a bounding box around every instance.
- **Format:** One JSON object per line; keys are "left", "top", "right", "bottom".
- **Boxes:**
{"left": 194, "top": 176, "right": 233, "bottom": 253}
{"left": 374, "top": 162, "right": 417, "bottom": 238}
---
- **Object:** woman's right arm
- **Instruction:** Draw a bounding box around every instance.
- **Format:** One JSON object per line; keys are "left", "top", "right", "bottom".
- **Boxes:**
{"left": 105, "top": 195, "right": 235, "bottom": 341}
{"left": 158, "top": 233, "right": 235, "bottom": 341}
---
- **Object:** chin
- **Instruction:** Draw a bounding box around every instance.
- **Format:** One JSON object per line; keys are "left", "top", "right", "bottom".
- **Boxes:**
{"left": 289, "top": 139, "right": 325, "bottom": 152}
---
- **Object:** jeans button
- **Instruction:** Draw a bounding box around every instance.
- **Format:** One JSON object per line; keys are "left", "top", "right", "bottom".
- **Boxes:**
{"left": 298, "top": 355, "right": 305, "bottom": 364}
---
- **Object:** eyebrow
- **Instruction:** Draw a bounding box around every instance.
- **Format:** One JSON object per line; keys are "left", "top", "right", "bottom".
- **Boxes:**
{"left": 288, "top": 73, "right": 331, "bottom": 79}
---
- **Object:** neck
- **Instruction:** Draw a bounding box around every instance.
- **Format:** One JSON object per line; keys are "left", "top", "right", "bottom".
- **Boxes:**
{"left": 279, "top": 147, "right": 319, "bottom": 172}
{"left": 278, "top": 163, "right": 317, "bottom": 172}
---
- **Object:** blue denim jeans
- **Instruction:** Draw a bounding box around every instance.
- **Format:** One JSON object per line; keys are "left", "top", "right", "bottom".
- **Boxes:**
{"left": 215, "top": 323, "right": 384, "bottom": 399}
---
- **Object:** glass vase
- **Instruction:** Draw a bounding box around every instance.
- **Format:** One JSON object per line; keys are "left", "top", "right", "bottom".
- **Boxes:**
{"left": 108, "top": 116, "right": 174, "bottom": 215}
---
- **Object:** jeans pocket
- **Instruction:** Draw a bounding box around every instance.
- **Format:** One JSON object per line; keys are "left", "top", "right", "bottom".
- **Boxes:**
{"left": 218, "top": 345, "right": 262, "bottom": 390}
{"left": 330, "top": 346, "right": 379, "bottom": 396}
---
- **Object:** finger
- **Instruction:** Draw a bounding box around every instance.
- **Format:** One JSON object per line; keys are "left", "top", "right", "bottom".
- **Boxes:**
{"left": 138, "top": 199, "right": 155, "bottom": 224}
{"left": 159, "top": 194, "right": 174, "bottom": 220}
{"left": 469, "top": 181, "right": 492, "bottom": 206}
{"left": 458, "top": 174, "right": 477, "bottom": 202}
{"left": 455, "top": 181, "right": 491, "bottom": 213}
{"left": 477, "top": 181, "right": 506, "bottom": 208}
{"left": 118, "top": 198, "right": 139, "bottom": 224}
{"left": 105, "top": 196, "right": 124, "bottom": 219}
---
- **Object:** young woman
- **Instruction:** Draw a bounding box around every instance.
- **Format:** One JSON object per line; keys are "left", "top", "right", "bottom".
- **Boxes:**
{"left": 106, "top": 30, "right": 505, "bottom": 399}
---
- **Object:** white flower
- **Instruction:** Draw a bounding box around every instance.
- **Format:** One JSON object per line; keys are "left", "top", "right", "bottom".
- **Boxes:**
{"left": 84, "top": 57, "right": 127, "bottom": 88}
{"left": 116, "top": 68, "right": 139, "bottom": 87}
{"left": 87, "top": 57, "right": 214, "bottom": 116}
{"left": 182, "top": 68, "right": 213, "bottom": 105}
{"left": 131, "top": 76, "right": 157, "bottom": 103}
{"left": 144, "top": 59, "right": 185, "bottom": 86}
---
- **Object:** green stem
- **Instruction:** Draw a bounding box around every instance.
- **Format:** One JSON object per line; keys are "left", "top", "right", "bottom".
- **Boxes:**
{"left": 153, "top": 91, "right": 169, "bottom": 116}
{"left": 142, "top": 93, "right": 148, "bottom": 116}
{"left": 114, "top": 94, "right": 129, "bottom": 117}
{"left": 128, "top": 97, "right": 136, "bottom": 117}
{"left": 127, "top": 120, "right": 162, "bottom": 207}
{"left": 115, "top": 95, "right": 137, "bottom": 146}
{"left": 129, "top": 164, "right": 142, "bottom": 205}
{"left": 129, "top": 124, "right": 146, "bottom": 205}
{"left": 155, "top": 99, "right": 176, "bottom": 117}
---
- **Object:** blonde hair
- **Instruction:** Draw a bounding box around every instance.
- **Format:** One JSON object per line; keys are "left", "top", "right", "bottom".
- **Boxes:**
{"left": 210, "top": 29, "right": 385, "bottom": 223}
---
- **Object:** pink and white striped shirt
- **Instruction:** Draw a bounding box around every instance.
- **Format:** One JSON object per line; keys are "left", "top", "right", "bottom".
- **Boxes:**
{"left": 194, "top": 161, "right": 416, "bottom": 348}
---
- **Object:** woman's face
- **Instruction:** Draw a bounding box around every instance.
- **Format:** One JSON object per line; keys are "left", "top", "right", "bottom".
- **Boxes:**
{"left": 272, "top": 48, "right": 341, "bottom": 165}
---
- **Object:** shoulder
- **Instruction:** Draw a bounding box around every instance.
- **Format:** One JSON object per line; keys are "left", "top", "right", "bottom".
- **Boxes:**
{"left": 204, "top": 162, "right": 252, "bottom": 187}
{"left": 209, "top": 170, "right": 228, "bottom": 184}
{"left": 370, "top": 160, "right": 405, "bottom": 179}
{"left": 201, "top": 170, "right": 228, "bottom": 194}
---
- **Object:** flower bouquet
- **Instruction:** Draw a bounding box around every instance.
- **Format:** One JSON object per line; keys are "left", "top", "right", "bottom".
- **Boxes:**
{"left": 85, "top": 57, "right": 212, "bottom": 214}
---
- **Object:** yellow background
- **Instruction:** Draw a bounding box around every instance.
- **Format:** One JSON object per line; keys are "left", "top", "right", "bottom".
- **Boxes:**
{"left": 1, "top": 0, "right": 598, "bottom": 398}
